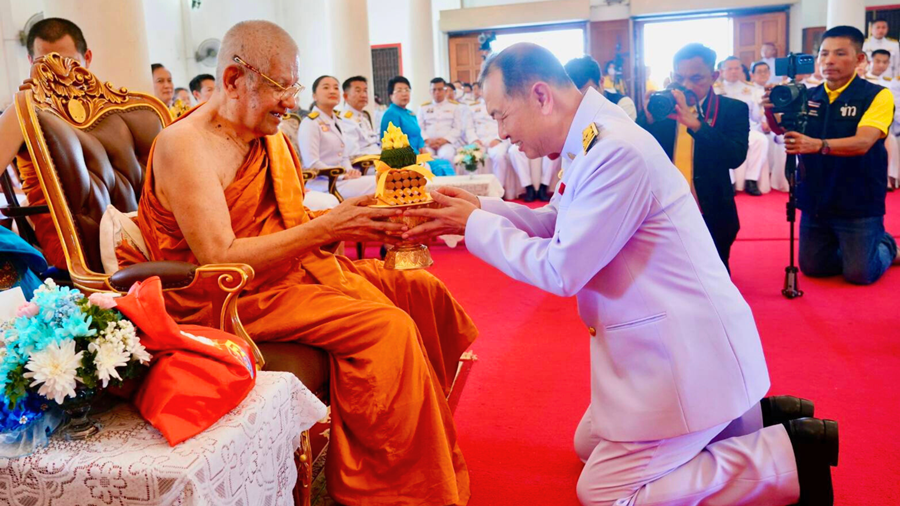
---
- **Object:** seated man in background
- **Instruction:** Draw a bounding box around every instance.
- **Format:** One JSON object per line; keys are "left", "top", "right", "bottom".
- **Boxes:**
{"left": 464, "top": 81, "right": 511, "bottom": 185}
{"left": 770, "top": 26, "right": 900, "bottom": 284}
{"left": 189, "top": 73, "right": 216, "bottom": 104}
{"left": 151, "top": 63, "right": 174, "bottom": 107}
{"left": 340, "top": 75, "right": 381, "bottom": 158}
{"left": 864, "top": 49, "right": 900, "bottom": 190}
{"left": 716, "top": 56, "right": 770, "bottom": 196}
{"left": 564, "top": 55, "right": 637, "bottom": 120}
{"left": 174, "top": 87, "right": 191, "bottom": 106}
{"left": 418, "top": 77, "right": 465, "bottom": 163}
{"left": 0, "top": 17, "right": 92, "bottom": 270}
{"left": 750, "top": 61, "right": 789, "bottom": 192}
{"left": 134, "top": 21, "right": 476, "bottom": 505}
{"left": 639, "top": 43, "right": 748, "bottom": 272}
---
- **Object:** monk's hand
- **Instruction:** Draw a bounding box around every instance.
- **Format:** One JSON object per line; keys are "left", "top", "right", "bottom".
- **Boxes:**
{"left": 321, "top": 195, "right": 407, "bottom": 244}
{"left": 402, "top": 188, "right": 480, "bottom": 240}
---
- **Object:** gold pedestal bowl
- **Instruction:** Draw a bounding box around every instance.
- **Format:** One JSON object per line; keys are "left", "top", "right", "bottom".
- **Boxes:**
{"left": 373, "top": 201, "right": 437, "bottom": 270}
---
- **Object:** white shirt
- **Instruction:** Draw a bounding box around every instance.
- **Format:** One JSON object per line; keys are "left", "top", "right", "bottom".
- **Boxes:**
{"left": 716, "top": 80, "right": 764, "bottom": 130}
{"left": 464, "top": 88, "right": 770, "bottom": 441}
{"left": 464, "top": 98, "right": 500, "bottom": 144}
{"left": 863, "top": 36, "right": 900, "bottom": 79}
{"left": 417, "top": 99, "right": 465, "bottom": 146}
{"left": 340, "top": 104, "right": 381, "bottom": 158}
{"left": 297, "top": 105, "right": 351, "bottom": 171}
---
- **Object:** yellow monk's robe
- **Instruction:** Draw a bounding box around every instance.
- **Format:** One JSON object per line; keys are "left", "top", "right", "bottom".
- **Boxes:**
{"left": 132, "top": 129, "right": 477, "bottom": 506}
{"left": 17, "top": 152, "right": 67, "bottom": 269}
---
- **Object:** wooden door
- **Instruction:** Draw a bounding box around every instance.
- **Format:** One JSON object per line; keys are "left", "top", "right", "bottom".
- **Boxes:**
{"left": 449, "top": 35, "right": 482, "bottom": 84}
{"left": 733, "top": 11, "right": 788, "bottom": 69}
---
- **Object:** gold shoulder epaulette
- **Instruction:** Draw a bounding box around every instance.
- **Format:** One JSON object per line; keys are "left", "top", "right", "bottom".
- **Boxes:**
{"left": 307, "top": 111, "right": 320, "bottom": 119}
{"left": 422, "top": 100, "right": 432, "bottom": 106}
{"left": 344, "top": 110, "right": 353, "bottom": 119}
{"left": 888, "top": 37, "right": 899, "bottom": 42}
{"left": 582, "top": 123, "right": 600, "bottom": 154}
{"left": 469, "top": 101, "right": 479, "bottom": 106}
{"left": 449, "top": 99, "right": 460, "bottom": 105}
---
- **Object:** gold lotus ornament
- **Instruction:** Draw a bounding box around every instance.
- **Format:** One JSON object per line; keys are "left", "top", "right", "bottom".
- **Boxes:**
{"left": 371, "top": 122, "right": 437, "bottom": 270}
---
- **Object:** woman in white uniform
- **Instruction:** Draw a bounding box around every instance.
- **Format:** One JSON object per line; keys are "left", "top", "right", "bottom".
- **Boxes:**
{"left": 298, "top": 75, "right": 376, "bottom": 199}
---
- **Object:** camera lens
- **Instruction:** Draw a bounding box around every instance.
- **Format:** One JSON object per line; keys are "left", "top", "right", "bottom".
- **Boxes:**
{"left": 648, "top": 92, "right": 677, "bottom": 119}
{"left": 770, "top": 84, "right": 800, "bottom": 109}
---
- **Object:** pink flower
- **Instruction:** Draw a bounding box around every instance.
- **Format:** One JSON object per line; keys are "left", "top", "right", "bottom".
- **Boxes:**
{"left": 15, "top": 302, "right": 39, "bottom": 318}
{"left": 88, "top": 293, "right": 118, "bottom": 310}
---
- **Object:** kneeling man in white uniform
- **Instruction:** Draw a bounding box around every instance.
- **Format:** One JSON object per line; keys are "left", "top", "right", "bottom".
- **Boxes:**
{"left": 406, "top": 43, "right": 838, "bottom": 506}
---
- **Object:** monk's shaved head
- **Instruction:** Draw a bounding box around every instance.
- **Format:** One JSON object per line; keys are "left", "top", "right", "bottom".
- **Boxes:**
{"left": 217, "top": 20, "right": 299, "bottom": 86}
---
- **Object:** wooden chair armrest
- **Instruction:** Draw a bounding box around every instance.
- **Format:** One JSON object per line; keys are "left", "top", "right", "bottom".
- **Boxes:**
{"left": 100, "top": 262, "right": 264, "bottom": 369}
{"left": 351, "top": 155, "right": 380, "bottom": 175}
{"left": 301, "top": 170, "right": 317, "bottom": 183}
{"left": 318, "top": 167, "right": 346, "bottom": 202}
{"left": 0, "top": 204, "right": 49, "bottom": 218}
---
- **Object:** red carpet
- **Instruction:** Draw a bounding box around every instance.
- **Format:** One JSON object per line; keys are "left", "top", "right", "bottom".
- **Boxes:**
{"left": 421, "top": 191, "right": 900, "bottom": 506}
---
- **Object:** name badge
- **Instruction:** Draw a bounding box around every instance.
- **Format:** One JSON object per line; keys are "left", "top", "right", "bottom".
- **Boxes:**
{"left": 321, "top": 125, "right": 330, "bottom": 132}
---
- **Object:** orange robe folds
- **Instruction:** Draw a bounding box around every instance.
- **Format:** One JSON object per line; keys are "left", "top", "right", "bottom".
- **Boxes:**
{"left": 18, "top": 152, "right": 67, "bottom": 269}
{"left": 134, "top": 130, "right": 477, "bottom": 506}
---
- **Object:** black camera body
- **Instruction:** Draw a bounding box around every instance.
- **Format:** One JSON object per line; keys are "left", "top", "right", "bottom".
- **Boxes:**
{"left": 647, "top": 84, "right": 695, "bottom": 119}
{"left": 770, "top": 53, "right": 816, "bottom": 132}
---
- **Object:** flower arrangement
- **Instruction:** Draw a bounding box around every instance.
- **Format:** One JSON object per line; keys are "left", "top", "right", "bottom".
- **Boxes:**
{"left": 0, "top": 280, "right": 150, "bottom": 450}
{"left": 453, "top": 144, "right": 484, "bottom": 174}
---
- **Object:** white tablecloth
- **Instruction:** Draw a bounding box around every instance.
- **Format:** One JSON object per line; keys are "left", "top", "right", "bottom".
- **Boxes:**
{"left": 428, "top": 174, "right": 504, "bottom": 247}
{"left": 0, "top": 371, "right": 327, "bottom": 506}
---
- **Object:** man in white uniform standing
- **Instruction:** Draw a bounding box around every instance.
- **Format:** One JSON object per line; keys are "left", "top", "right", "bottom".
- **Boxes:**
{"left": 863, "top": 18, "right": 900, "bottom": 79}
{"left": 405, "top": 43, "right": 839, "bottom": 506}
{"left": 465, "top": 82, "right": 511, "bottom": 184}
{"left": 760, "top": 43, "right": 784, "bottom": 85}
{"left": 418, "top": 78, "right": 465, "bottom": 163}
{"left": 717, "top": 56, "right": 770, "bottom": 195}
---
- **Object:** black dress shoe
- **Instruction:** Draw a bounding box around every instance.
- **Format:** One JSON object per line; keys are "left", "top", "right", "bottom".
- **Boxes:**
{"left": 761, "top": 396, "right": 815, "bottom": 427}
{"left": 523, "top": 186, "right": 536, "bottom": 202}
{"left": 784, "top": 417, "right": 838, "bottom": 506}
{"left": 538, "top": 184, "right": 551, "bottom": 202}
{"left": 745, "top": 180, "right": 763, "bottom": 196}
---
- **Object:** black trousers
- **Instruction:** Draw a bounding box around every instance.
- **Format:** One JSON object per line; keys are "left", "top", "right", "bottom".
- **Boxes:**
{"left": 703, "top": 215, "right": 739, "bottom": 274}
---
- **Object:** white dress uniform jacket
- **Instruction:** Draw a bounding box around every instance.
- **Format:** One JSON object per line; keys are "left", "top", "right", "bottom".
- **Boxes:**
{"left": 864, "top": 36, "right": 900, "bottom": 78}
{"left": 417, "top": 99, "right": 465, "bottom": 146}
{"left": 298, "top": 105, "right": 352, "bottom": 171}
{"left": 341, "top": 104, "right": 381, "bottom": 158}
{"left": 464, "top": 88, "right": 770, "bottom": 442}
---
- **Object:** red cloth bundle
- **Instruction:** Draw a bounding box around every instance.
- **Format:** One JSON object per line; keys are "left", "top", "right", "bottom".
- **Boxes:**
{"left": 114, "top": 277, "right": 257, "bottom": 446}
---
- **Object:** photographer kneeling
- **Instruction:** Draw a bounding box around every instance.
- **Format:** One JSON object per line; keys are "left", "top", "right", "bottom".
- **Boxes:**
{"left": 766, "top": 26, "right": 900, "bottom": 285}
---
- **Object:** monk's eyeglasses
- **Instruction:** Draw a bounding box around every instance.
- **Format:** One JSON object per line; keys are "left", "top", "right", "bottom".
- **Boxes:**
{"left": 233, "top": 55, "right": 304, "bottom": 101}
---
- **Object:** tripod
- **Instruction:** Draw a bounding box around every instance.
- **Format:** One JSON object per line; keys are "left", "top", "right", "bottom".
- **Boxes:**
{"left": 783, "top": 152, "right": 803, "bottom": 299}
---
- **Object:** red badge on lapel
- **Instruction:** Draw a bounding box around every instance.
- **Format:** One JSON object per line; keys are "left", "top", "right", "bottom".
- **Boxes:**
{"left": 558, "top": 182, "right": 566, "bottom": 196}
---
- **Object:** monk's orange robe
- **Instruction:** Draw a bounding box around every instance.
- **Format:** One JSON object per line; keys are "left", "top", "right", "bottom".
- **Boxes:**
{"left": 17, "top": 152, "right": 67, "bottom": 269}
{"left": 132, "top": 128, "right": 476, "bottom": 506}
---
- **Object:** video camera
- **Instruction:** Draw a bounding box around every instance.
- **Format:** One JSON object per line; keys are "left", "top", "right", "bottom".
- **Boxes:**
{"left": 769, "top": 53, "right": 816, "bottom": 132}
{"left": 647, "top": 84, "right": 697, "bottom": 119}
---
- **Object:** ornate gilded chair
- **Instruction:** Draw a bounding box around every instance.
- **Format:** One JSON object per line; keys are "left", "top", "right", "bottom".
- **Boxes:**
{"left": 16, "top": 53, "right": 323, "bottom": 506}
{"left": 351, "top": 154, "right": 380, "bottom": 176}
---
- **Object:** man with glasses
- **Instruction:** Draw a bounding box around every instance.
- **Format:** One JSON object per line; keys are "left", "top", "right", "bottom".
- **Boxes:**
{"left": 129, "top": 21, "right": 476, "bottom": 506}
{"left": 639, "top": 43, "right": 749, "bottom": 272}
{"left": 418, "top": 77, "right": 465, "bottom": 163}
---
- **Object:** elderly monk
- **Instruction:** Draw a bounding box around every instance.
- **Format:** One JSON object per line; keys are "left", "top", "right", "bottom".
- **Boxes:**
{"left": 131, "top": 21, "right": 476, "bottom": 506}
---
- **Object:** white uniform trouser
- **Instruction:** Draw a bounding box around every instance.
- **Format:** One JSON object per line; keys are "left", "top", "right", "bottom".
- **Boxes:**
{"left": 426, "top": 144, "right": 457, "bottom": 163}
{"left": 573, "top": 404, "right": 800, "bottom": 506}
{"left": 732, "top": 130, "right": 770, "bottom": 192}
{"left": 482, "top": 140, "right": 511, "bottom": 182}
{"left": 768, "top": 133, "right": 789, "bottom": 193}
{"left": 303, "top": 191, "right": 340, "bottom": 211}
{"left": 508, "top": 144, "right": 556, "bottom": 188}
{"left": 886, "top": 133, "right": 899, "bottom": 183}
{"left": 305, "top": 175, "right": 377, "bottom": 200}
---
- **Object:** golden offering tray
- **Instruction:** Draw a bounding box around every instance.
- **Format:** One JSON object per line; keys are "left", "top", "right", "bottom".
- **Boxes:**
{"left": 370, "top": 199, "right": 436, "bottom": 270}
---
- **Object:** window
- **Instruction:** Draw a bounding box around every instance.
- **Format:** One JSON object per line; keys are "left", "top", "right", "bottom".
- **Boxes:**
{"left": 492, "top": 27, "right": 586, "bottom": 66}
{"left": 641, "top": 16, "right": 733, "bottom": 90}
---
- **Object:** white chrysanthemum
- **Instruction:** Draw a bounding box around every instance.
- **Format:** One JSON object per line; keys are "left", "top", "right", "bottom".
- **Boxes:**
{"left": 129, "top": 341, "right": 151, "bottom": 365}
{"left": 23, "top": 340, "right": 83, "bottom": 404}
{"left": 89, "top": 340, "right": 130, "bottom": 388}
